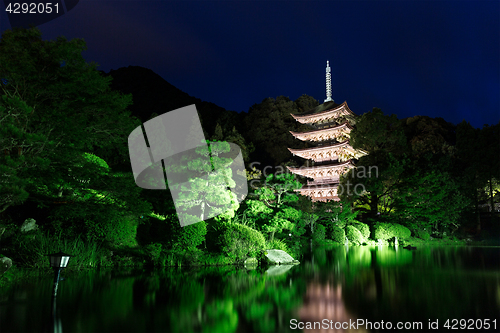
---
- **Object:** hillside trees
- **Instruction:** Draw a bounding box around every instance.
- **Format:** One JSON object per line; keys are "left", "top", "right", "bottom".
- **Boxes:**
{"left": 244, "top": 95, "right": 318, "bottom": 166}
{"left": 392, "top": 116, "right": 470, "bottom": 234}
{"left": 341, "top": 109, "right": 479, "bottom": 235}
{"left": 456, "top": 121, "right": 500, "bottom": 228}
{"left": 340, "top": 108, "right": 408, "bottom": 218}
{"left": 211, "top": 123, "right": 254, "bottom": 162}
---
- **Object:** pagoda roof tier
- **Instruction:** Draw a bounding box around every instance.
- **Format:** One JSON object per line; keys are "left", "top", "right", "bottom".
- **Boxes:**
{"left": 289, "top": 122, "right": 352, "bottom": 143}
{"left": 307, "top": 178, "right": 339, "bottom": 186}
{"left": 288, "top": 140, "right": 368, "bottom": 162}
{"left": 291, "top": 101, "right": 357, "bottom": 125}
{"left": 295, "top": 184, "right": 340, "bottom": 202}
{"left": 287, "top": 160, "right": 355, "bottom": 180}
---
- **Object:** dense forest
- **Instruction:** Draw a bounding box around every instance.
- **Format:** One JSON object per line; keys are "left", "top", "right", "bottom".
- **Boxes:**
{"left": 0, "top": 28, "right": 499, "bottom": 279}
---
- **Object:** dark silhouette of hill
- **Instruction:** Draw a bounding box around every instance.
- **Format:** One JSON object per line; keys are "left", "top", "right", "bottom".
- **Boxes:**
{"left": 101, "top": 66, "right": 322, "bottom": 167}
{"left": 103, "top": 66, "right": 243, "bottom": 137}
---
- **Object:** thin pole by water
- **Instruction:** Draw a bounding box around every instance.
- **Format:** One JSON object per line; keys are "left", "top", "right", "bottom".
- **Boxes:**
{"left": 51, "top": 268, "right": 63, "bottom": 333}
{"left": 52, "top": 268, "right": 61, "bottom": 297}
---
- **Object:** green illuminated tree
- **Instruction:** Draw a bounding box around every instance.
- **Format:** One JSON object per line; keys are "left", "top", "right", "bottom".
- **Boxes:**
{"left": 0, "top": 27, "right": 152, "bottom": 246}
{"left": 245, "top": 173, "right": 303, "bottom": 242}
{"left": 167, "top": 141, "right": 242, "bottom": 225}
{"left": 0, "top": 27, "right": 141, "bottom": 214}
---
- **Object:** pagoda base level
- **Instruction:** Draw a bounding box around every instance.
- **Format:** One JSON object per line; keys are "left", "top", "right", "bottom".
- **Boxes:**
{"left": 310, "top": 196, "right": 340, "bottom": 202}
{"left": 295, "top": 187, "right": 340, "bottom": 202}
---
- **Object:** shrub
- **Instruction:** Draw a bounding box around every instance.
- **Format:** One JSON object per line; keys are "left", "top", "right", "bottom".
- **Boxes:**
{"left": 352, "top": 222, "right": 370, "bottom": 240}
{"left": 332, "top": 219, "right": 347, "bottom": 229}
{"left": 266, "top": 239, "right": 289, "bottom": 253}
{"left": 172, "top": 221, "right": 207, "bottom": 250}
{"left": 105, "top": 215, "right": 139, "bottom": 248}
{"left": 374, "top": 223, "right": 411, "bottom": 241}
{"left": 392, "top": 223, "right": 411, "bottom": 239}
{"left": 346, "top": 225, "right": 364, "bottom": 245}
{"left": 374, "top": 223, "right": 391, "bottom": 240}
{"left": 312, "top": 224, "right": 326, "bottom": 241}
{"left": 211, "top": 222, "right": 266, "bottom": 261}
{"left": 149, "top": 214, "right": 207, "bottom": 251}
{"left": 47, "top": 207, "right": 141, "bottom": 247}
{"left": 145, "top": 242, "right": 162, "bottom": 264}
{"left": 415, "top": 229, "right": 430, "bottom": 241}
{"left": 330, "top": 225, "right": 346, "bottom": 244}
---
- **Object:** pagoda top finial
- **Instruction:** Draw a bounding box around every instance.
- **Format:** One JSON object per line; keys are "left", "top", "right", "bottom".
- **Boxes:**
{"left": 324, "top": 60, "right": 333, "bottom": 103}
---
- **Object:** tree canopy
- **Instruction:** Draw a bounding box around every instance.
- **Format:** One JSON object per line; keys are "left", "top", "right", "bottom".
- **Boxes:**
{"left": 0, "top": 27, "right": 150, "bottom": 242}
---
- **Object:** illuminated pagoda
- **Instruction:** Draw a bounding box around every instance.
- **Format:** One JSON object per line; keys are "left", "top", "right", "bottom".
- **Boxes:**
{"left": 287, "top": 61, "right": 367, "bottom": 201}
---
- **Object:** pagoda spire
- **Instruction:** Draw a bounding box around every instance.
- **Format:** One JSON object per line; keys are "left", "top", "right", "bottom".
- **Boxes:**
{"left": 324, "top": 60, "right": 333, "bottom": 103}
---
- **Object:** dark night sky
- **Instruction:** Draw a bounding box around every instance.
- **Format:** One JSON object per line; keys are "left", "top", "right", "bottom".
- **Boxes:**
{"left": 1, "top": 1, "right": 499, "bottom": 128}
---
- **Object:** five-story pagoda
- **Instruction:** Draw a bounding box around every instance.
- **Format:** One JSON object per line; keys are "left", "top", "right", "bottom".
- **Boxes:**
{"left": 287, "top": 61, "right": 367, "bottom": 201}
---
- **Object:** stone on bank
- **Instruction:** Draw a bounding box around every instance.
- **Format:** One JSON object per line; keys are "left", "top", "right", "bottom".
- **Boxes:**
{"left": 264, "top": 249, "right": 300, "bottom": 265}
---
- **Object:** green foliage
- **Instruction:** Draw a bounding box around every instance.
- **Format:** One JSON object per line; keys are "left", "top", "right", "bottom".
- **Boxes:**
{"left": 374, "top": 222, "right": 411, "bottom": 241}
{"left": 6, "top": 229, "right": 112, "bottom": 268}
{"left": 254, "top": 173, "right": 302, "bottom": 208}
{"left": 244, "top": 95, "right": 319, "bottom": 165}
{"left": 342, "top": 108, "right": 495, "bottom": 236}
{"left": 211, "top": 124, "right": 254, "bottom": 162}
{"left": 350, "top": 107, "right": 407, "bottom": 155}
{"left": 209, "top": 222, "right": 266, "bottom": 261}
{"left": 0, "top": 95, "right": 35, "bottom": 211}
{"left": 456, "top": 121, "right": 500, "bottom": 228}
{"left": 81, "top": 152, "right": 110, "bottom": 173}
{"left": 330, "top": 225, "right": 346, "bottom": 244}
{"left": 353, "top": 115, "right": 461, "bottom": 231}
{"left": 162, "top": 215, "right": 207, "bottom": 251}
{"left": 352, "top": 221, "right": 370, "bottom": 240}
{"left": 245, "top": 173, "right": 303, "bottom": 241}
{"left": 393, "top": 169, "right": 470, "bottom": 232}
{"left": 0, "top": 27, "right": 140, "bottom": 214}
{"left": 404, "top": 116, "right": 456, "bottom": 158}
{"left": 373, "top": 223, "right": 391, "bottom": 240}
{"left": 265, "top": 239, "right": 289, "bottom": 253}
{"left": 0, "top": 27, "right": 151, "bottom": 255}
{"left": 316, "top": 200, "right": 359, "bottom": 230}
{"left": 346, "top": 225, "right": 364, "bottom": 245}
{"left": 145, "top": 242, "right": 163, "bottom": 264}
{"left": 137, "top": 213, "right": 207, "bottom": 252}
{"left": 300, "top": 212, "right": 319, "bottom": 236}
{"left": 415, "top": 229, "right": 431, "bottom": 241}
{"left": 175, "top": 222, "right": 207, "bottom": 250}
{"left": 168, "top": 141, "right": 241, "bottom": 224}
{"left": 340, "top": 152, "right": 409, "bottom": 217}
{"left": 245, "top": 200, "right": 273, "bottom": 219}
{"left": 312, "top": 224, "right": 326, "bottom": 241}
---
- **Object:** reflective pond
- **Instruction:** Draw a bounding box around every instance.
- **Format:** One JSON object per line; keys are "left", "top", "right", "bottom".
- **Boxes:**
{"left": 1, "top": 246, "right": 499, "bottom": 332}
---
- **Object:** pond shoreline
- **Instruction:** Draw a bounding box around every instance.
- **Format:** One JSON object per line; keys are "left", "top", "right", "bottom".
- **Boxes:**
{"left": 2, "top": 239, "right": 496, "bottom": 291}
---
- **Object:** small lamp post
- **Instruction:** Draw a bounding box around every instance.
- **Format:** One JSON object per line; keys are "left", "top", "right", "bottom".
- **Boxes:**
{"left": 47, "top": 251, "right": 73, "bottom": 297}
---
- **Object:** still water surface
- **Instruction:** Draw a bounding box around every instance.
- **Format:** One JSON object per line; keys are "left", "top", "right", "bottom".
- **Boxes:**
{"left": 1, "top": 246, "right": 499, "bottom": 333}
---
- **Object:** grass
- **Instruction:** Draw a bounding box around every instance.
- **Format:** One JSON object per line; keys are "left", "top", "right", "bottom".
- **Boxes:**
{"left": 7, "top": 229, "right": 113, "bottom": 270}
